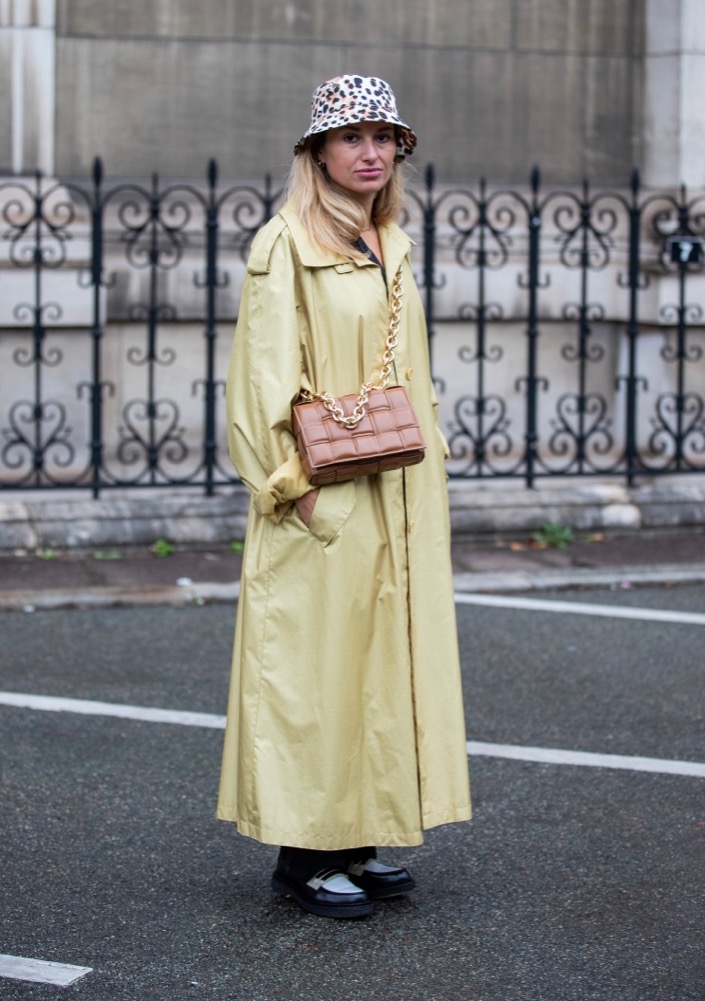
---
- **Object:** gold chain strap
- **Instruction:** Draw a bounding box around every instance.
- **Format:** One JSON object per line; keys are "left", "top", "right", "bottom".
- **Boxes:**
{"left": 299, "top": 266, "right": 404, "bottom": 430}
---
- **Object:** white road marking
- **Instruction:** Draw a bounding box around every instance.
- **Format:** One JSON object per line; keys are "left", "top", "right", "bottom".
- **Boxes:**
{"left": 0, "top": 691, "right": 226, "bottom": 728}
{"left": 455, "top": 592, "right": 705, "bottom": 625}
{"left": 467, "top": 741, "right": 705, "bottom": 778}
{"left": 0, "top": 954, "right": 92, "bottom": 986}
{"left": 2, "top": 691, "right": 703, "bottom": 778}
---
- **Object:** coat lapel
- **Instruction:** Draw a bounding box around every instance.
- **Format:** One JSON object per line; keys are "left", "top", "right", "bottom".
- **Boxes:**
{"left": 379, "top": 222, "right": 413, "bottom": 280}
{"left": 279, "top": 202, "right": 413, "bottom": 277}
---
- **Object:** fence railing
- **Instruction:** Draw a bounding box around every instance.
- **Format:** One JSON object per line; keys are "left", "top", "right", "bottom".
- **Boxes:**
{"left": 1, "top": 159, "right": 704, "bottom": 495}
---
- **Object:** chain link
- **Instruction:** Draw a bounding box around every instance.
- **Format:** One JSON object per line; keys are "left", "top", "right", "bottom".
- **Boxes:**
{"left": 299, "top": 266, "right": 404, "bottom": 430}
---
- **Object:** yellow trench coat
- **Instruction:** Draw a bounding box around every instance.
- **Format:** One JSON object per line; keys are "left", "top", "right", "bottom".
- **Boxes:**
{"left": 217, "top": 204, "right": 471, "bottom": 849}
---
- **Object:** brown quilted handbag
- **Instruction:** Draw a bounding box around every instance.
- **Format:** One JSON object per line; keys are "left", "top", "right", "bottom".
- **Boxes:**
{"left": 292, "top": 385, "right": 425, "bottom": 485}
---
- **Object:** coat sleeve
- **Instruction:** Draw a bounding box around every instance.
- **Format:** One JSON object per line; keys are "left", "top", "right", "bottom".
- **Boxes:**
{"left": 226, "top": 221, "right": 313, "bottom": 522}
{"left": 432, "top": 388, "right": 451, "bottom": 459}
{"left": 406, "top": 259, "right": 450, "bottom": 461}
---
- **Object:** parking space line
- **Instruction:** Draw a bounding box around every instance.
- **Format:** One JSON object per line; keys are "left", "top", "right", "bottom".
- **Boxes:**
{"left": 468, "top": 741, "right": 705, "bottom": 777}
{"left": 0, "top": 954, "right": 92, "bottom": 987}
{"left": 0, "top": 691, "right": 226, "bottom": 728}
{"left": 2, "top": 691, "right": 704, "bottom": 778}
{"left": 455, "top": 592, "right": 705, "bottom": 625}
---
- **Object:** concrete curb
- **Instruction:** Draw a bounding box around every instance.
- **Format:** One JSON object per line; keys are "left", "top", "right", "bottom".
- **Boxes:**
{"left": 0, "top": 492, "right": 251, "bottom": 552}
{"left": 447, "top": 480, "right": 705, "bottom": 535}
{"left": 4, "top": 564, "right": 705, "bottom": 611}
{"left": 1, "top": 480, "right": 705, "bottom": 552}
{"left": 0, "top": 581, "right": 241, "bottom": 612}
{"left": 453, "top": 564, "right": 705, "bottom": 593}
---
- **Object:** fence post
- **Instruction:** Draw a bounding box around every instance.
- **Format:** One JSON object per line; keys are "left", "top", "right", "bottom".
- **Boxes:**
{"left": 89, "top": 157, "right": 105, "bottom": 497}
{"left": 624, "top": 168, "right": 642, "bottom": 486}
{"left": 263, "top": 173, "right": 276, "bottom": 224}
{"left": 524, "top": 166, "right": 542, "bottom": 487}
{"left": 422, "top": 164, "right": 437, "bottom": 368}
{"left": 203, "top": 159, "right": 219, "bottom": 497}
{"left": 473, "top": 178, "right": 489, "bottom": 470}
{"left": 673, "top": 183, "right": 692, "bottom": 470}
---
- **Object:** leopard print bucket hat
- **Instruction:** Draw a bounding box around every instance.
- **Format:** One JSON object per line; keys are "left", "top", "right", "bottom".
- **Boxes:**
{"left": 293, "top": 75, "right": 417, "bottom": 159}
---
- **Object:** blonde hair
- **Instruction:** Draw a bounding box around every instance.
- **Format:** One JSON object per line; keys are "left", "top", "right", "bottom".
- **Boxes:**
{"left": 285, "top": 136, "right": 406, "bottom": 262}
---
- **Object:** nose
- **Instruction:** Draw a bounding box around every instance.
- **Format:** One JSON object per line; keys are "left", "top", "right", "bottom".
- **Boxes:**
{"left": 360, "top": 137, "right": 378, "bottom": 161}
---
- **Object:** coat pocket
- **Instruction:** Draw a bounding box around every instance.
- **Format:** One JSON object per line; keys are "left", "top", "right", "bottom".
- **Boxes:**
{"left": 306, "top": 480, "right": 356, "bottom": 547}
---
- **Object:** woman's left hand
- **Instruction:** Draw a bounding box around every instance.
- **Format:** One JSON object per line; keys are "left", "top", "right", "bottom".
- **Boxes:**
{"left": 295, "top": 488, "right": 320, "bottom": 527}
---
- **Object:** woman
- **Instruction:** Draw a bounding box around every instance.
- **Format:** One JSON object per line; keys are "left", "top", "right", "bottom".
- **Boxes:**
{"left": 218, "top": 75, "right": 471, "bottom": 919}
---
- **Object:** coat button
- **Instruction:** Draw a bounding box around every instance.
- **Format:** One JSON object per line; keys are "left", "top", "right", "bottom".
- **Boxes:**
{"left": 405, "top": 368, "right": 413, "bottom": 381}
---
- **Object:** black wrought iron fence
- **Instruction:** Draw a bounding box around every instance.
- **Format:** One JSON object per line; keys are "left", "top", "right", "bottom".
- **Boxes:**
{"left": 1, "top": 159, "right": 704, "bottom": 495}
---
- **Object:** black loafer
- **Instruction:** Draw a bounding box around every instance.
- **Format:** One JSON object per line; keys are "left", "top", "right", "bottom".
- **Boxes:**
{"left": 347, "top": 858, "right": 416, "bottom": 900}
{"left": 272, "top": 866, "right": 374, "bottom": 919}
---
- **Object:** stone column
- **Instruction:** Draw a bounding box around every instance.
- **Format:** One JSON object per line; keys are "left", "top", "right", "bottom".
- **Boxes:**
{"left": 642, "top": 0, "right": 705, "bottom": 187}
{"left": 0, "top": 0, "right": 56, "bottom": 174}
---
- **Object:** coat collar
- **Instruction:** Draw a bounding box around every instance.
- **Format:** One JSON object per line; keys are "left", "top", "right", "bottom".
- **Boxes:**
{"left": 279, "top": 202, "right": 413, "bottom": 276}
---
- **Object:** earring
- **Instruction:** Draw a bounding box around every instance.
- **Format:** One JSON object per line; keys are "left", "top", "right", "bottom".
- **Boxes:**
{"left": 317, "top": 161, "right": 327, "bottom": 171}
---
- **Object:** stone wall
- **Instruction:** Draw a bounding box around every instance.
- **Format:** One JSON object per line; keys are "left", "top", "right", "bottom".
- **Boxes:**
{"left": 6, "top": 3, "right": 705, "bottom": 186}
{"left": 49, "top": 0, "right": 644, "bottom": 184}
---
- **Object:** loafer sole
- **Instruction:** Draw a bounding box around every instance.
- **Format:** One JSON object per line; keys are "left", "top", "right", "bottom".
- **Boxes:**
{"left": 360, "top": 875, "right": 416, "bottom": 900}
{"left": 271, "top": 872, "right": 374, "bottom": 919}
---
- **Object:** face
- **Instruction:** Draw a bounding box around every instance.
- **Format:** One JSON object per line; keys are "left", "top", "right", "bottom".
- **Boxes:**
{"left": 318, "top": 121, "right": 397, "bottom": 206}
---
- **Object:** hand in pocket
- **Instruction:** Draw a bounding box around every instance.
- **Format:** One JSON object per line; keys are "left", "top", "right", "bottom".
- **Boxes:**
{"left": 295, "top": 488, "right": 320, "bottom": 528}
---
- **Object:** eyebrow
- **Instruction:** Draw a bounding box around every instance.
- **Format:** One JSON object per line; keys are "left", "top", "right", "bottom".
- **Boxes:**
{"left": 343, "top": 124, "right": 394, "bottom": 134}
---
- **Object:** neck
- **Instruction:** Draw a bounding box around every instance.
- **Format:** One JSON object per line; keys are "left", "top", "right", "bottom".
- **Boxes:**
{"left": 353, "top": 191, "right": 376, "bottom": 229}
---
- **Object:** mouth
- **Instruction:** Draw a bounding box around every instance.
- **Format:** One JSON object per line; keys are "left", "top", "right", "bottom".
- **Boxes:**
{"left": 355, "top": 169, "right": 383, "bottom": 180}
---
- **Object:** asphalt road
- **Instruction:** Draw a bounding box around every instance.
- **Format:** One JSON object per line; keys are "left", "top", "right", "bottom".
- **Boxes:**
{"left": 1, "top": 584, "right": 704, "bottom": 1000}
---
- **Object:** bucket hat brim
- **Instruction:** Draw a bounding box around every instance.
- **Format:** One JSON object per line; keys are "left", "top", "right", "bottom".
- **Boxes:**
{"left": 293, "top": 75, "right": 417, "bottom": 159}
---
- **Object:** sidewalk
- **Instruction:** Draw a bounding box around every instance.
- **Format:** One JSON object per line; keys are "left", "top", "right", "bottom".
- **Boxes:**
{"left": 2, "top": 529, "right": 705, "bottom": 610}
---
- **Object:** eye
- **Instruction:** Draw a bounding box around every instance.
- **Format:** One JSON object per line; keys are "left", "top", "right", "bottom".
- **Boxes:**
{"left": 376, "top": 131, "right": 394, "bottom": 143}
